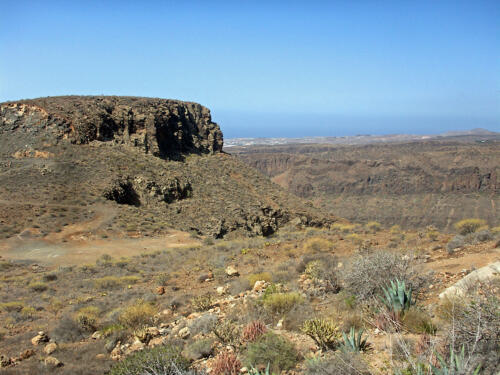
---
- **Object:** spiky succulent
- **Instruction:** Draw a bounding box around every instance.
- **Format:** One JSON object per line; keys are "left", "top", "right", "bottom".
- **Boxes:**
{"left": 381, "top": 279, "right": 413, "bottom": 313}
{"left": 340, "top": 327, "right": 369, "bottom": 352}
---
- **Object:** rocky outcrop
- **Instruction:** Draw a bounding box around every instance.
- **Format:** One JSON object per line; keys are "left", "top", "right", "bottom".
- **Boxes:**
{"left": 0, "top": 96, "right": 223, "bottom": 159}
{"left": 103, "top": 176, "right": 192, "bottom": 206}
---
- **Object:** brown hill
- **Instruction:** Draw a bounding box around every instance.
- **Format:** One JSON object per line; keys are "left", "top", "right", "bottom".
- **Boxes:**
{"left": 0, "top": 96, "right": 331, "bottom": 241}
{"left": 230, "top": 140, "right": 500, "bottom": 229}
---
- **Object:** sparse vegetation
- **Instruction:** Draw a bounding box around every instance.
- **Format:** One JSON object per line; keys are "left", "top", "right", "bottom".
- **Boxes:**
{"left": 110, "top": 344, "right": 189, "bottom": 375}
{"left": 454, "top": 218, "right": 487, "bottom": 235}
{"left": 341, "top": 327, "right": 370, "bottom": 352}
{"left": 241, "top": 321, "right": 267, "bottom": 342}
{"left": 212, "top": 351, "right": 241, "bottom": 375}
{"left": 244, "top": 332, "right": 298, "bottom": 373}
{"left": 119, "top": 300, "right": 157, "bottom": 329}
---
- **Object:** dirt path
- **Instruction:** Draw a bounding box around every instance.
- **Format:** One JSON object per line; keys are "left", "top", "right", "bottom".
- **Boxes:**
{"left": 0, "top": 231, "right": 199, "bottom": 266}
{"left": 0, "top": 201, "right": 200, "bottom": 266}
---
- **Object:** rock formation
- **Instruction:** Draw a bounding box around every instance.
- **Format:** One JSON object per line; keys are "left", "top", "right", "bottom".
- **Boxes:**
{"left": 0, "top": 96, "right": 223, "bottom": 159}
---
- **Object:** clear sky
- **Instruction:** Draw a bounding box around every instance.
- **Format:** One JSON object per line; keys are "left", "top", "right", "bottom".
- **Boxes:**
{"left": 1, "top": 1, "right": 499, "bottom": 137}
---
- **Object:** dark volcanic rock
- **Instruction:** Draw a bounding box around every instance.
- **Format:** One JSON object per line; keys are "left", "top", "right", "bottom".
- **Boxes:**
{"left": 0, "top": 96, "right": 223, "bottom": 159}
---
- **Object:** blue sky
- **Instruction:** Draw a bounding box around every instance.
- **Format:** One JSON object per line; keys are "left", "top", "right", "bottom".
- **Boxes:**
{"left": 1, "top": 1, "right": 498, "bottom": 137}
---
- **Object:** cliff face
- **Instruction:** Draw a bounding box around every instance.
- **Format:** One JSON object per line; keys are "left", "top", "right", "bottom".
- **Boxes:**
{"left": 231, "top": 141, "right": 500, "bottom": 229}
{"left": 0, "top": 96, "right": 223, "bottom": 159}
{"left": 0, "top": 96, "right": 332, "bottom": 239}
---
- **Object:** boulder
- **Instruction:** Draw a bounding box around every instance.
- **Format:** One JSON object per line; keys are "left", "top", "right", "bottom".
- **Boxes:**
{"left": 225, "top": 266, "right": 239, "bottom": 277}
{"left": 439, "top": 261, "right": 500, "bottom": 299}
{"left": 44, "top": 356, "right": 63, "bottom": 368}
{"left": 44, "top": 342, "right": 58, "bottom": 355}
{"left": 31, "top": 331, "right": 49, "bottom": 345}
{"left": 252, "top": 280, "right": 268, "bottom": 292}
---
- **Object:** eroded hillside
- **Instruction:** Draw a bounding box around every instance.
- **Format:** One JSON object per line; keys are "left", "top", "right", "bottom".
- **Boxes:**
{"left": 230, "top": 139, "right": 500, "bottom": 229}
{"left": 0, "top": 96, "right": 331, "bottom": 243}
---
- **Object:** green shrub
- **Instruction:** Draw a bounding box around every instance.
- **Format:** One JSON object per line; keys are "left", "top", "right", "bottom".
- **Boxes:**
{"left": 262, "top": 292, "right": 303, "bottom": 316}
{"left": 454, "top": 219, "right": 486, "bottom": 235}
{"left": 119, "top": 300, "right": 156, "bottom": 329}
{"left": 0, "top": 301, "right": 25, "bottom": 312}
{"left": 110, "top": 344, "right": 189, "bottom": 375}
{"left": 302, "top": 318, "right": 340, "bottom": 350}
{"left": 94, "top": 276, "right": 139, "bottom": 289}
{"left": 366, "top": 221, "right": 382, "bottom": 232}
{"left": 28, "top": 281, "right": 48, "bottom": 292}
{"left": 244, "top": 332, "right": 298, "bottom": 373}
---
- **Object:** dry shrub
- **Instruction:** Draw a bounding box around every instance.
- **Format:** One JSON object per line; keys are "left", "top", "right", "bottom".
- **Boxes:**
{"left": 75, "top": 306, "right": 100, "bottom": 332}
{"left": 212, "top": 320, "right": 240, "bottom": 346}
{"left": 94, "top": 276, "right": 139, "bottom": 290}
{"left": 304, "top": 237, "right": 334, "bottom": 253}
{"left": 110, "top": 344, "right": 189, "bottom": 375}
{"left": 438, "top": 282, "right": 499, "bottom": 356}
{"left": 0, "top": 301, "right": 25, "bottom": 312}
{"left": 366, "top": 221, "right": 382, "bottom": 232}
{"left": 28, "top": 281, "right": 48, "bottom": 292}
{"left": 119, "top": 300, "right": 156, "bottom": 329}
{"left": 241, "top": 321, "right": 267, "bottom": 342}
{"left": 305, "top": 352, "right": 371, "bottom": 375}
{"left": 212, "top": 351, "right": 241, "bottom": 375}
{"left": 244, "top": 332, "right": 298, "bottom": 373}
{"left": 191, "top": 293, "right": 215, "bottom": 311}
{"left": 342, "top": 251, "right": 425, "bottom": 301}
{"left": 401, "top": 309, "right": 436, "bottom": 334}
{"left": 454, "top": 218, "right": 486, "bottom": 235}
{"left": 262, "top": 292, "right": 304, "bottom": 316}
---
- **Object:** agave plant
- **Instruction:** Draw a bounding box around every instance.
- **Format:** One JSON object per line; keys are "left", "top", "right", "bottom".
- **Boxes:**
{"left": 340, "top": 327, "right": 370, "bottom": 352}
{"left": 381, "top": 279, "right": 413, "bottom": 313}
{"left": 248, "top": 364, "right": 271, "bottom": 375}
{"left": 431, "top": 345, "right": 481, "bottom": 375}
{"left": 394, "top": 346, "right": 481, "bottom": 375}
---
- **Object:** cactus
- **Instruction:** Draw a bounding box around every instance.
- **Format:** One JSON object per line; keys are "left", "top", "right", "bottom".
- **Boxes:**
{"left": 340, "top": 327, "right": 369, "bottom": 352}
{"left": 301, "top": 318, "right": 340, "bottom": 350}
{"left": 381, "top": 279, "right": 413, "bottom": 313}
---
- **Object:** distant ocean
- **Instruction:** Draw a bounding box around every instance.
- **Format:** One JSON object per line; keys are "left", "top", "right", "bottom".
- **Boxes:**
{"left": 213, "top": 111, "right": 499, "bottom": 138}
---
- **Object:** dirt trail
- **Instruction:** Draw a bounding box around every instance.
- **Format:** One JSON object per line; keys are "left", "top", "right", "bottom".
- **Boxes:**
{"left": 0, "top": 201, "right": 200, "bottom": 266}
{"left": 0, "top": 230, "right": 200, "bottom": 266}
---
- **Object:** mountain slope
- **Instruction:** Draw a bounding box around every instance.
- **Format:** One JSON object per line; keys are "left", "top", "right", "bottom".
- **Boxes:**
{"left": 0, "top": 96, "right": 331, "bottom": 240}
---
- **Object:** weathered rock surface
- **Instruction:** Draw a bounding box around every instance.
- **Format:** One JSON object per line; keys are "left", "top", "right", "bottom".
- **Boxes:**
{"left": 439, "top": 261, "right": 500, "bottom": 299}
{"left": 0, "top": 96, "right": 223, "bottom": 159}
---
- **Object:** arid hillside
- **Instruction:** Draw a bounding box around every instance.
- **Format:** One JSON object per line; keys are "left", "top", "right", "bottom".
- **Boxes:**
{"left": 230, "top": 138, "right": 500, "bottom": 230}
{"left": 0, "top": 96, "right": 331, "bottom": 243}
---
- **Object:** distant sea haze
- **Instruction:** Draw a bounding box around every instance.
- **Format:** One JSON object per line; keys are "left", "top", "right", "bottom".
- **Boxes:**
{"left": 214, "top": 111, "right": 500, "bottom": 138}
